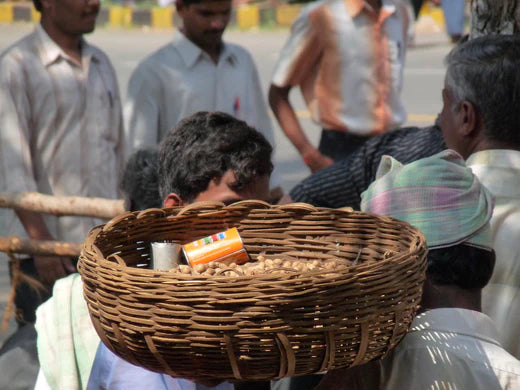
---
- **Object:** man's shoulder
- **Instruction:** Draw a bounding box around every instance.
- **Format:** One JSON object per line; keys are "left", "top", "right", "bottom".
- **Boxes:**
{"left": 135, "top": 41, "right": 182, "bottom": 73}
{"left": 302, "top": 0, "right": 327, "bottom": 16}
{"left": 0, "top": 31, "right": 40, "bottom": 69}
{"left": 224, "top": 42, "right": 254, "bottom": 63}
{"left": 86, "top": 42, "right": 114, "bottom": 66}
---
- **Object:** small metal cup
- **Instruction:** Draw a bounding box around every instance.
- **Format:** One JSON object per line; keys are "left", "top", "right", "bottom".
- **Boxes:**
{"left": 150, "top": 242, "right": 182, "bottom": 270}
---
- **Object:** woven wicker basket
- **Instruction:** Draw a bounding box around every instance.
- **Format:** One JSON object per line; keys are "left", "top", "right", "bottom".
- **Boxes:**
{"left": 78, "top": 201, "right": 427, "bottom": 382}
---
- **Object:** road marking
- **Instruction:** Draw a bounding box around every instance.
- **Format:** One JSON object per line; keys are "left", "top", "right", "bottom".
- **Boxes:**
{"left": 404, "top": 68, "right": 446, "bottom": 76}
{"left": 288, "top": 110, "right": 436, "bottom": 123}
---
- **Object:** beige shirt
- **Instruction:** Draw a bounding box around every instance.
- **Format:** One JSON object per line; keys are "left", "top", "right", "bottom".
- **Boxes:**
{"left": 319, "top": 309, "right": 520, "bottom": 390}
{"left": 272, "top": 0, "right": 409, "bottom": 135}
{"left": 0, "top": 24, "right": 124, "bottom": 245}
{"left": 468, "top": 149, "right": 520, "bottom": 359}
{"left": 124, "top": 30, "right": 280, "bottom": 188}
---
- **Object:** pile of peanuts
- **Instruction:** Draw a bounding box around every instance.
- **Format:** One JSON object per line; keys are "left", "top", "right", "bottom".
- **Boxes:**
{"left": 169, "top": 255, "right": 351, "bottom": 277}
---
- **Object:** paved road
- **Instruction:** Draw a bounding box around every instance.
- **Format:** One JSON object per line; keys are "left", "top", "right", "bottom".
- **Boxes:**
{"left": 0, "top": 23, "right": 451, "bottom": 343}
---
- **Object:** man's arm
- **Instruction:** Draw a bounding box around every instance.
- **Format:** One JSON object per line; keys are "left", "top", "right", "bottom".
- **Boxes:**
{"left": 124, "top": 61, "right": 161, "bottom": 152}
{"left": 243, "top": 51, "right": 284, "bottom": 199}
{"left": 268, "top": 85, "right": 333, "bottom": 173}
{"left": 15, "top": 210, "right": 75, "bottom": 285}
{"left": 270, "top": 4, "right": 332, "bottom": 173}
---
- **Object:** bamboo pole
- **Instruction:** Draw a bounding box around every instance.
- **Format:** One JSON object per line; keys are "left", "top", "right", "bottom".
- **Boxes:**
{"left": 0, "top": 192, "right": 125, "bottom": 219}
{"left": 0, "top": 236, "right": 81, "bottom": 257}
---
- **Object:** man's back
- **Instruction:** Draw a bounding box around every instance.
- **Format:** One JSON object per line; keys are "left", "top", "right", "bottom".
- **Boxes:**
{"left": 376, "top": 309, "right": 520, "bottom": 389}
{"left": 468, "top": 149, "right": 520, "bottom": 358}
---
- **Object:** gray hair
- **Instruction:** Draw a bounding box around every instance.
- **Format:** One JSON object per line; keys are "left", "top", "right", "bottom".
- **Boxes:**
{"left": 444, "top": 34, "right": 520, "bottom": 146}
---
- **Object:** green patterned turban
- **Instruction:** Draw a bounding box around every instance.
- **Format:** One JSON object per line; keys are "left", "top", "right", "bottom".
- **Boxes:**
{"left": 360, "top": 150, "right": 494, "bottom": 250}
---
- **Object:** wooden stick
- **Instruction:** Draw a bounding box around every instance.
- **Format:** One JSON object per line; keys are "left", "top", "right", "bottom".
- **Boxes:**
{"left": 0, "top": 236, "right": 81, "bottom": 257}
{"left": 0, "top": 192, "right": 125, "bottom": 219}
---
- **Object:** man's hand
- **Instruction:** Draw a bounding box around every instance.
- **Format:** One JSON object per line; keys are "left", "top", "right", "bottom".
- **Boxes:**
{"left": 303, "top": 148, "right": 334, "bottom": 173}
{"left": 269, "top": 186, "right": 284, "bottom": 204}
{"left": 34, "top": 256, "right": 75, "bottom": 287}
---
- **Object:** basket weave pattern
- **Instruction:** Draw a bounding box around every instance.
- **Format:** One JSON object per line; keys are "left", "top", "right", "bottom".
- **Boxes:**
{"left": 78, "top": 201, "right": 427, "bottom": 381}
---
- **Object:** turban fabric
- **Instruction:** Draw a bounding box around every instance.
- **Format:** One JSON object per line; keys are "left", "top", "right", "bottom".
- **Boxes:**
{"left": 361, "top": 150, "right": 494, "bottom": 250}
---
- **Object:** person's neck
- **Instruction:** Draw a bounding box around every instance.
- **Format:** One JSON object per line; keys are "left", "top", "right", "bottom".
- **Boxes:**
{"left": 40, "top": 19, "right": 82, "bottom": 65}
{"left": 470, "top": 138, "right": 520, "bottom": 156}
{"left": 420, "top": 281, "right": 482, "bottom": 313}
{"left": 181, "top": 30, "right": 222, "bottom": 64}
{"left": 204, "top": 43, "right": 221, "bottom": 64}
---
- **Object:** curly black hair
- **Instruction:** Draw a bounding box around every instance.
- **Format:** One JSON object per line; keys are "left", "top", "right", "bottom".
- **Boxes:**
{"left": 121, "top": 148, "right": 161, "bottom": 211}
{"left": 158, "top": 111, "right": 273, "bottom": 202}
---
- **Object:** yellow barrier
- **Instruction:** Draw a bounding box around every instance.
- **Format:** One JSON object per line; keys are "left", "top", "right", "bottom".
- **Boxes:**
{"left": 237, "top": 5, "right": 259, "bottom": 30}
{"left": 276, "top": 4, "right": 300, "bottom": 27}
{"left": 152, "top": 7, "right": 173, "bottom": 29}
{"left": 0, "top": 3, "right": 14, "bottom": 23}
{"left": 31, "top": 6, "right": 40, "bottom": 23}
{"left": 109, "top": 6, "right": 132, "bottom": 27}
{"left": 419, "top": 3, "right": 445, "bottom": 28}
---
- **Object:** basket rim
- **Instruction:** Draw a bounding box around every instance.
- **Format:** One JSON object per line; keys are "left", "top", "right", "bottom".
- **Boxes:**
{"left": 79, "top": 201, "right": 427, "bottom": 282}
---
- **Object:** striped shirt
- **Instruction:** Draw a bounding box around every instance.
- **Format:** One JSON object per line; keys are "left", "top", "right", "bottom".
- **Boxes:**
{"left": 290, "top": 125, "right": 446, "bottom": 209}
{"left": 0, "top": 24, "right": 125, "bottom": 244}
{"left": 272, "top": 0, "right": 409, "bottom": 135}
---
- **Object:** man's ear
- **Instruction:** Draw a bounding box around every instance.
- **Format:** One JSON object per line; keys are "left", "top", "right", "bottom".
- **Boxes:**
{"left": 40, "top": 0, "right": 53, "bottom": 11}
{"left": 163, "top": 193, "right": 184, "bottom": 208}
{"left": 458, "top": 101, "right": 478, "bottom": 137}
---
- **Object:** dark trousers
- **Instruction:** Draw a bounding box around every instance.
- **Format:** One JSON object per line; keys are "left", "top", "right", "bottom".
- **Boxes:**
{"left": 412, "top": 0, "right": 424, "bottom": 19}
{"left": 318, "top": 129, "right": 370, "bottom": 162}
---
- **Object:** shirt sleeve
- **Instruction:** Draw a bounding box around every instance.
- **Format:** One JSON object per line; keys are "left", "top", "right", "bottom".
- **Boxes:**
{"left": 87, "top": 343, "right": 190, "bottom": 390}
{"left": 271, "top": 3, "right": 322, "bottom": 88}
{"left": 124, "top": 60, "right": 162, "bottom": 153}
{"left": 0, "top": 55, "right": 38, "bottom": 194}
{"left": 241, "top": 50, "right": 282, "bottom": 190}
{"left": 289, "top": 126, "right": 446, "bottom": 209}
{"left": 106, "top": 59, "right": 126, "bottom": 195}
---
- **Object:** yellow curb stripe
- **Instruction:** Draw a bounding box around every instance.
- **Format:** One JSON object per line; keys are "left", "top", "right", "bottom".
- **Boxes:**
{"left": 0, "top": 3, "right": 14, "bottom": 23}
{"left": 237, "top": 5, "right": 259, "bottom": 30}
{"left": 151, "top": 7, "right": 173, "bottom": 29}
{"left": 275, "top": 4, "right": 301, "bottom": 27}
{"left": 419, "top": 3, "right": 445, "bottom": 27}
{"left": 290, "top": 110, "right": 436, "bottom": 124}
{"left": 109, "top": 6, "right": 132, "bottom": 27}
{"left": 31, "top": 6, "right": 40, "bottom": 23}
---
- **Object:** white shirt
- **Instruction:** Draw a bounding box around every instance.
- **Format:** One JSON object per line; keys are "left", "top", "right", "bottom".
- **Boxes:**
{"left": 124, "top": 30, "right": 280, "bottom": 188}
{"left": 271, "top": 0, "right": 409, "bottom": 135}
{"left": 125, "top": 31, "right": 275, "bottom": 152}
{"left": 319, "top": 309, "right": 520, "bottom": 389}
{"left": 0, "top": 24, "right": 125, "bottom": 245}
{"left": 468, "top": 149, "right": 520, "bottom": 359}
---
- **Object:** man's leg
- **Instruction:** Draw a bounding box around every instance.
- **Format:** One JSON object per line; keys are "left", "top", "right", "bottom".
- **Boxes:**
{"left": 441, "top": 0, "right": 466, "bottom": 42}
{"left": 411, "top": 0, "right": 424, "bottom": 19}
